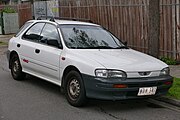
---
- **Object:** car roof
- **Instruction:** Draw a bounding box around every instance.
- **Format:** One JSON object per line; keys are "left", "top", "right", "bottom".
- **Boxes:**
{"left": 55, "top": 19, "right": 99, "bottom": 26}
{"left": 29, "top": 19, "right": 100, "bottom": 26}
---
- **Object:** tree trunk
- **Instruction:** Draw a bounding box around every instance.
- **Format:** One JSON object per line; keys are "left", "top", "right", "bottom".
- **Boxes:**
{"left": 148, "top": 0, "right": 160, "bottom": 58}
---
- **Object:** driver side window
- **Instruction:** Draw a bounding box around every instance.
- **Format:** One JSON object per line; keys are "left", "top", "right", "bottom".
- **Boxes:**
{"left": 40, "top": 23, "right": 61, "bottom": 48}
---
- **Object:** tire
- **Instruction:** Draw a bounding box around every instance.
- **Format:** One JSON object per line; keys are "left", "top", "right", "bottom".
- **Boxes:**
{"left": 10, "top": 54, "right": 26, "bottom": 80}
{"left": 65, "top": 71, "right": 86, "bottom": 107}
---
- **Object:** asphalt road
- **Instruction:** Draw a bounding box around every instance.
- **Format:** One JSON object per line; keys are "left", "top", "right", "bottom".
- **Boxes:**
{"left": 0, "top": 48, "right": 180, "bottom": 120}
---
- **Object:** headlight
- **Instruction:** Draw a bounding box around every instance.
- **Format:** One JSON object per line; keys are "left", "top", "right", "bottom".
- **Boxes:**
{"left": 160, "top": 67, "right": 170, "bottom": 76}
{"left": 95, "top": 69, "right": 127, "bottom": 79}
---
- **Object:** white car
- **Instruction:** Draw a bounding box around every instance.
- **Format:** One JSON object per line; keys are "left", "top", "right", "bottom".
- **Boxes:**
{"left": 7, "top": 17, "right": 173, "bottom": 107}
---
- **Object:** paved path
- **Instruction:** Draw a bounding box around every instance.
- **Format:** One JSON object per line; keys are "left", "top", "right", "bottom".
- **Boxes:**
{"left": 170, "top": 65, "right": 180, "bottom": 78}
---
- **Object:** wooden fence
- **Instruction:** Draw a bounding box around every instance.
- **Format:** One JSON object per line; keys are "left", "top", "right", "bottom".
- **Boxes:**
{"left": 18, "top": 3, "right": 32, "bottom": 27}
{"left": 59, "top": 0, "right": 180, "bottom": 61}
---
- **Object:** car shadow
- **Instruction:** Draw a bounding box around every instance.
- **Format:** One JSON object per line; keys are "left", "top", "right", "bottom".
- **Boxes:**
{"left": 22, "top": 74, "right": 63, "bottom": 96}
{"left": 87, "top": 98, "right": 163, "bottom": 109}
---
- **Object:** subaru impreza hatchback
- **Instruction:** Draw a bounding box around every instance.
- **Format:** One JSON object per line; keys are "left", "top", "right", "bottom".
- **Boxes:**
{"left": 7, "top": 17, "right": 173, "bottom": 106}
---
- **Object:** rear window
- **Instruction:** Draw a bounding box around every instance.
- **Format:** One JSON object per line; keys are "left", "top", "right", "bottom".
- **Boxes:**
{"left": 15, "top": 22, "right": 33, "bottom": 37}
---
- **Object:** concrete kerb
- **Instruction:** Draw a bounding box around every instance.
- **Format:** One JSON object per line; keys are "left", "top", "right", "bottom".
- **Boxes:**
{"left": 155, "top": 96, "right": 180, "bottom": 108}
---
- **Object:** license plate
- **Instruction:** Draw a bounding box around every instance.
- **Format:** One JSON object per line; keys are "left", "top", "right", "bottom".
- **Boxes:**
{"left": 138, "top": 87, "right": 157, "bottom": 96}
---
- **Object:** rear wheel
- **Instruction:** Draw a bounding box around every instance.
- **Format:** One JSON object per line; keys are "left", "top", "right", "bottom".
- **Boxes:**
{"left": 65, "top": 71, "right": 86, "bottom": 107}
{"left": 10, "top": 54, "right": 26, "bottom": 80}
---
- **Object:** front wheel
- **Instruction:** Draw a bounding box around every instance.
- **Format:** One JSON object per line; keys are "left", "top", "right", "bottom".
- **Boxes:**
{"left": 65, "top": 71, "right": 86, "bottom": 107}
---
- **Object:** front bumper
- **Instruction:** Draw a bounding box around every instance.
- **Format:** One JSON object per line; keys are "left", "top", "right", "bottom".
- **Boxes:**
{"left": 82, "top": 74, "right": 173, "bottom": 100}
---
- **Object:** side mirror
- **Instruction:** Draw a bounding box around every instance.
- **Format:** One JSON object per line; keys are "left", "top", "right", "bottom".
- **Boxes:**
{"left": 47, "top": 39, "right": 62, "bottom": 49}
{"left": 124, "top": 41, "right": 127, "bottom": 46}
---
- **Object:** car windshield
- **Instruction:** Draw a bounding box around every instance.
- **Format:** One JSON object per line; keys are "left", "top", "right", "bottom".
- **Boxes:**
{"left": 60, "top": 25, "right": 128, "bottom": 49}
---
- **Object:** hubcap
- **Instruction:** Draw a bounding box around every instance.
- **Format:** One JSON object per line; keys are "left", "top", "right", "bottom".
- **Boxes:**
{"left": 69, "top": 79, "right": 80, "bottom": 98}
{"left": 13, "top": 60, "right": 19, "bottom": 73}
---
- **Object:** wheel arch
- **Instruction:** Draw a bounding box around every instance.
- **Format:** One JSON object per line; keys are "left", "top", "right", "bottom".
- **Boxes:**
{"left": 9, "top": 51, "right": 19, "bottom": 69}
{"left": 61, "top": 65, "right": 82, "bottom": 92}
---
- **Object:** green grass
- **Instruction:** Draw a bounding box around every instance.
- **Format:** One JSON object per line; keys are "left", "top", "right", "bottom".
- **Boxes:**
{"left": 167, "top": 78, "right": 180, "bottom": 100}
{"left": 0, "top": 41, "right": 8, "bottom": 46}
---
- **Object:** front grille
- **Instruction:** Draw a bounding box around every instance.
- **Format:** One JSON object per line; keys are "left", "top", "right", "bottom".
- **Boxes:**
{"left": 138, "top": 72, "right": 151, "bottom": 76}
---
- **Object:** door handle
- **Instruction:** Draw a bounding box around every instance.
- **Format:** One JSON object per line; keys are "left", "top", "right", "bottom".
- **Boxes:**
{"left": 17, "top": 44, "right": 21, "bottom": 48}
{"left": 35, "top": 49, "right": 40, "bottom": 54}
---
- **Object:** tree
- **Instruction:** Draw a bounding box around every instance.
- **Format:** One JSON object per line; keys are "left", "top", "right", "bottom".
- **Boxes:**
{"left": 148, "top": 0, "right": 160, "bottom": 58}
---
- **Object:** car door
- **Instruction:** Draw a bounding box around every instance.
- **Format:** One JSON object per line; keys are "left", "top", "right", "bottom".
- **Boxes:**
{"left": 19, "top": 22, "right": 62, "bottom": 83}
{"left": 34, "top": 23, "right": 62, "bottom": 83}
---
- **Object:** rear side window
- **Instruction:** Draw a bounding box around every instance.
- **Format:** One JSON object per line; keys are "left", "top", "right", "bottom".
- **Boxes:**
{"left": 22, "top": 23, "right": 45, "bottom": 42}
{"left": 15, "top": 22, "right": 33, "bottom": 37}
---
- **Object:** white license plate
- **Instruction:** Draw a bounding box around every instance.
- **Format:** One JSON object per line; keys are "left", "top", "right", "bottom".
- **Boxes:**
{"left": 138, "top": 87, "right": 157, "bottom": 96}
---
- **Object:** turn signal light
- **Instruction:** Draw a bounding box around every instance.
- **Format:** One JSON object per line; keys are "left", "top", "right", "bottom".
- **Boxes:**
{"left": 164, "top": 81, "right": 172, "bottom": 85}
{"left": 113, "top": 84, "right": 127, "bottom": 88}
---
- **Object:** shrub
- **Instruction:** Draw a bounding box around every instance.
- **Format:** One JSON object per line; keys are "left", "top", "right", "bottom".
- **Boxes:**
{"left": 160, "top": 57, "right": 177, "bottom": 65}
{"left": 1, "top": 7, "right": 16, "bottom": 13}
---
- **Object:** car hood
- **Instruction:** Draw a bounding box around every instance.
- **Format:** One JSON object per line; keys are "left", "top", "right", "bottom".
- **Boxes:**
{"left": 70, "top": 49, "right": 168, "bottom": 72}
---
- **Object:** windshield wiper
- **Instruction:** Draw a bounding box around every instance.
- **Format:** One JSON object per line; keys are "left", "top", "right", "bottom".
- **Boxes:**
{"left": 68, "top": 46, "right": 113, "bottom": 49}
{"left": 85, "top": 46, "right": 114, "bottom": 49}
{"left": 115, "top": 46, "right": 129, "bottom": 49}
{"left": 69, "top": 46, "right": 128, "bottom": 49}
